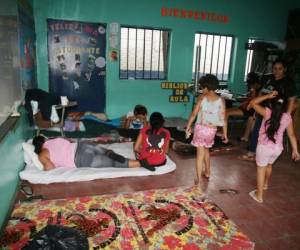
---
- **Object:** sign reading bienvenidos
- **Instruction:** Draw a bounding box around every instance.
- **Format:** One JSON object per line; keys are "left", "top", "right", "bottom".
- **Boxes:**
{"left": 161, "top": 82, "right": 190, "bottom": 103}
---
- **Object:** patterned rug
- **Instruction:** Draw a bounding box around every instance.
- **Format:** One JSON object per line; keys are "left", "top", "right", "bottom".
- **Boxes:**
{"left": 1, "top": 186, "right": 254, "bottom": 249}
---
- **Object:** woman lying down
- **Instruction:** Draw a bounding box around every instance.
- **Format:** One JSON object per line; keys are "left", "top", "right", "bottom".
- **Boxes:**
{"left": 33, "top": 136, "right": 156, "bottom": 171}
{"left": 32, "top": 112, "right": 170, "bottom": 172}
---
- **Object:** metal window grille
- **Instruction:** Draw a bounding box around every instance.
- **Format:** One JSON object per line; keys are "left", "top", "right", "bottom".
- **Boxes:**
{"left": 244, "top": 39, "right": 255, "bottom": 81}
{"left": 193, "top": 33, "right": 234, "bottom": 82}
{"left": 120, "top": 26, "right": 169, "bottom": 80}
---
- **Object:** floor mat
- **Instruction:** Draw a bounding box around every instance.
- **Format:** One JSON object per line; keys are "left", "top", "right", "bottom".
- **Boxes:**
{"left": 0, "top": 186, "right": 254, "bottom": 249}
{"left": 20, "top": 142, "right": 176, "bottom": 184}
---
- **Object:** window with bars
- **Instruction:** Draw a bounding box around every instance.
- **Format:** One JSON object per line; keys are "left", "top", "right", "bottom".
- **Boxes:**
{"left": 244, "top": 39, "right": 255, "bottom": 81}
{"left": 120, "top": 26, "right": 170, "bottom": 80}
{"left": 192, "top": 33, "right": 234, "bottom": 82}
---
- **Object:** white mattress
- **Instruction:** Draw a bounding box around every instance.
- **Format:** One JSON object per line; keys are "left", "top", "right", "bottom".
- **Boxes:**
{"left": 19, "top": 142, "right": 176, "bottom": 184}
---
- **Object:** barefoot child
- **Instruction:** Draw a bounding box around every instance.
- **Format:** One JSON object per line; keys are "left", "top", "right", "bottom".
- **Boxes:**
{"left": 186, "top": 74, "right": 228, "bottom": 185}
{"left": 249, "top": 91, "right": 300, "bottom": 203}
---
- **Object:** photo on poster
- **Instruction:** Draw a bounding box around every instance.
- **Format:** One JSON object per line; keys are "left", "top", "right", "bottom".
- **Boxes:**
{"left": 110, "top": 49, "right": 118, "bottom": 62}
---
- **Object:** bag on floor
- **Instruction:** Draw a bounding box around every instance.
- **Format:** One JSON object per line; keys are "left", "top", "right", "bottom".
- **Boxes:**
{"left": 22, "top": 224, "right": 88, "bottom": 250}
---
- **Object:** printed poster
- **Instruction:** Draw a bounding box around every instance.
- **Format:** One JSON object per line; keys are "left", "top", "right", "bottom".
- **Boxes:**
{"left": 47, "top": 19, "right": 106, "bottom": 112}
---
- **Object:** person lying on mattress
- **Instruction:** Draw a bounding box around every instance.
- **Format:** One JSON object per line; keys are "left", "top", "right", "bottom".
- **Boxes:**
{"left": 32, "top": 136, "right": 156, "bottom": 172}
{"left": 134, "top": 112, "right": 171, "bottom": 167}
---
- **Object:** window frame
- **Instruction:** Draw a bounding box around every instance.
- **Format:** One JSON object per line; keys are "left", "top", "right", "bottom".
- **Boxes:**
{"left": 244, "top": 38, "right": 256, "bottom": 82}
{"left": 119, "top": 25, "right": 170, "bottom": 80}
{"left": 193, "top": 32, "right": 235, "bottom": 84}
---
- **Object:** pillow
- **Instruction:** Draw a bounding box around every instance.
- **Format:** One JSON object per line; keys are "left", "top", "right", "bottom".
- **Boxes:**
{"left": 22, "top": 142, "right": 44, "bottom": 170}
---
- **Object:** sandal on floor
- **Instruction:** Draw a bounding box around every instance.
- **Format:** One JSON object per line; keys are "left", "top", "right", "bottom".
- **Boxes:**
{"left": 237, "top": 137, "right": 248, "bottom": 142}
{"left": 20, "top": 185, "right": 33, "bottom": 197}
{"left": 201, "top": 172, "right": 210, "bottom": 179}
{"left": 238, "top": 154, "right": 255, "bottom": 161}
{"left": 249, "top": 190, "right": 263, "bottom": 203}
{"left": 219, "top": 189, "right": 239, "bottom": 195}
{"left": 203, "top": 174, "right": 210, "bottom": 179}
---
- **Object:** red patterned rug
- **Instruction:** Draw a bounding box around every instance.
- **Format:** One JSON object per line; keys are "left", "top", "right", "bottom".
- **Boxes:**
{"left": 0, "top": 186, "right": 254, "bottom": 249}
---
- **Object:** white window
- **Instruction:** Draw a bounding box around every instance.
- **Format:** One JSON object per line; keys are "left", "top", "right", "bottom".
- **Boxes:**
{"left": 120, "top": 26, "right": 170, "bottom": 80}
{"left": 244, "top": 39, "right": 255, "bottom": 81}
{"left": 193, "top": 33, "right": 234, "bottom": 82}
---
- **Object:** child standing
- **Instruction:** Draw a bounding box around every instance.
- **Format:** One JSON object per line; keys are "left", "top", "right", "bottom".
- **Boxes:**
{"left": 249, "top": 91, "right": 299, "bottom": 203}
{"left": 186, "top": 74, "right": 228, "bottom": 185}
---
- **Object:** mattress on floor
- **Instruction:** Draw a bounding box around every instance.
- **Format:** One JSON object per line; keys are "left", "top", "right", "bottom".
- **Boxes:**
{"left": 19, "top": 142, "right": 176, "bottom": 184}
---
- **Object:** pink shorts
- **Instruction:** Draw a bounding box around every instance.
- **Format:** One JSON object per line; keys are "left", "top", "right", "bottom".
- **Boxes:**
{"left": 191, "top": 124, "right": 217, "bottom": 148}
{"left": 256, "top": 144, "right": 282, "bottom": 167}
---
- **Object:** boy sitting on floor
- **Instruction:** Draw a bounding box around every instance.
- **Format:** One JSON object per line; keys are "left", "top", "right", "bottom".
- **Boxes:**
{"left": 122, "top": 104, "right": 148, "bottom": 129}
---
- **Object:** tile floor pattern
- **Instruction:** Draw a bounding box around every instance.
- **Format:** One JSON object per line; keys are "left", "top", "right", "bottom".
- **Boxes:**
{"left": 20, "top": 141, "right": 300, "bottom": 250}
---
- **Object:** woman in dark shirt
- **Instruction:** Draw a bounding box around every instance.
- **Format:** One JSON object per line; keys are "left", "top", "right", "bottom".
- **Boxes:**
{"left": 240, "top": 58, "right": 297, "bottom": 161}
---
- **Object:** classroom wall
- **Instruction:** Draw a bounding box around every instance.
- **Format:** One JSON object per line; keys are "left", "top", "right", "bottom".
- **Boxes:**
{"left": 0, "top": 0, "right": 35, "bottom": 229}
{"left": 34, "top": 0, "right": 297, "bottom": 118}
{"left": 0, "top": 0, "right": 22, "bottom": 126}
{"left": 0, "top": 111, "right": 33, "bottom": 229}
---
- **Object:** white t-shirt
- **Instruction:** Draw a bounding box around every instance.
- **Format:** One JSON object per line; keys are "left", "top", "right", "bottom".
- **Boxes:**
{"left": 196, "top": 97, "right": 224, "bottom": 126}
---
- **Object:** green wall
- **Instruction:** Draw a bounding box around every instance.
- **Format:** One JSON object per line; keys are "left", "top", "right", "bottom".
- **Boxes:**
{"left": 0, "top": 111, "right": 33, "bottom": 229}
{"left": 0, "top": 0, "right": 35, "bottom": 229}
{"left": 34, "top": 0, "right": 297, "bottom": 118}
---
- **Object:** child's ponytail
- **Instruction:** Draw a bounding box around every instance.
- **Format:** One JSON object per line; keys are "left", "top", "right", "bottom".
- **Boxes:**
{"left": 265, "top": 98, "right": 286, "bottom": 143}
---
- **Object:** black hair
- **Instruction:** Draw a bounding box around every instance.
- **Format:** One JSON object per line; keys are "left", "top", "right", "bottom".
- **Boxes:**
{"left": 199, "top": 74, "right": 219, "bottom": 91}
{"left": 134, "top": 105, "right": 148, "bottom": 116}
{"left": 272, "top": 58, "right": 287, "bottom": 69}
{"left": 32, "top": 135, "right": 46, "bottom": 154}
{"left": 149, "top": 112, "right": 165, "bottom": 134}
{"left": 246, "top": 72, "right": 262, "bottom": 92}
{"left": 265, "top": 97, "right": 287, "bottom": 143}
{"left": 247, "top": 72, "right": 259, "bottom": 85}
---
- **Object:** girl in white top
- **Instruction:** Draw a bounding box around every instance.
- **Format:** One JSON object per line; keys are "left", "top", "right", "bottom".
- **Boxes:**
{"left": 186, "top": 74, "right": 228, "bottom": 187}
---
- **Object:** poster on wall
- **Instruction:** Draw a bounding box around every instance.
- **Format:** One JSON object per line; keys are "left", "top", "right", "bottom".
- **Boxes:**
{"left": 47, "top": 19, "right": 106, "bottom": 112}
{"left": 109, "top": 22, "right": 119, "bottom": 62}
{"left": 18, "top": 0, "right": 37, "bottom": 91}
{"left": 161, "top": 82, "right": 190, "bottom": 103}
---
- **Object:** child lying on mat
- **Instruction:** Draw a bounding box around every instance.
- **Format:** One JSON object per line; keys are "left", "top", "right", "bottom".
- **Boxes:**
{"left": 32, "top": 136, "right": 156, "bottom": 172}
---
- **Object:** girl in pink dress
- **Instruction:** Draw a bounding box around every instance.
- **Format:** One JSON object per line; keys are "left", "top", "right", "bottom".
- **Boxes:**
{"left": 249, "top": 91, "right": 299, "bottom": 203}
{"left": 186, "top": 74, "right": 228, "bottom": 186}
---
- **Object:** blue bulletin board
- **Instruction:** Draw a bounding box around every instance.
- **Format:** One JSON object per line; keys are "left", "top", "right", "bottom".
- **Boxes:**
{"left": 47, "top": 19, "right": 106, "bottom": 112}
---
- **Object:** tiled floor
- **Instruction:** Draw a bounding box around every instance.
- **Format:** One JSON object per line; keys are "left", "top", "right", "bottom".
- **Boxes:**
{"left": 20, "top": 140, "right": 300, "bottom": 250}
